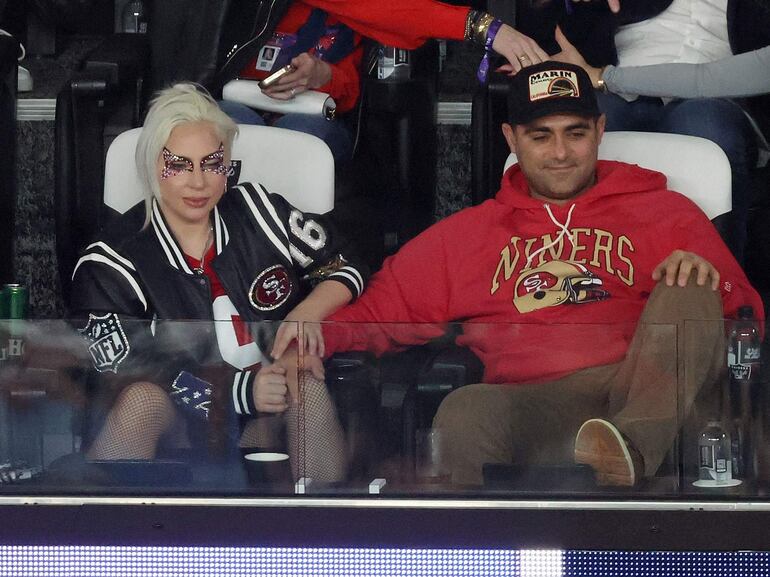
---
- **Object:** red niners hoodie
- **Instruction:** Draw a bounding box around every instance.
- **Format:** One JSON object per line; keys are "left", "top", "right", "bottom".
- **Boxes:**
{"left": 325, "top": 160, "right": 763, "bottom": 384}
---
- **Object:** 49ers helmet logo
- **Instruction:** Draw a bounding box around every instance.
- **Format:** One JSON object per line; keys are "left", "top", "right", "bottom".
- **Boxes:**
{"left": 249, "top": 265, "right": 293, "bottom": 311}
{"left": 514, "top": 260, "right": 609, "bottom": 313}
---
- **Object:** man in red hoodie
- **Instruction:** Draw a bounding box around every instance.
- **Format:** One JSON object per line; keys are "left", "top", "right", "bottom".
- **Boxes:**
{"left": 275, "top": 61, "right": 763, "bottom": 487}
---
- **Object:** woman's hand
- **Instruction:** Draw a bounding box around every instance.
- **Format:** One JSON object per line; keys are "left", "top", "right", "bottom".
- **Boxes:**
{"left": 492, "top": 24, "right": 549, "bottom": 74}
{"left": 252, "top": 364, "right": 289, "bottom": 413}
{"left": 552, "top": 26, "right": 604, "bottom": 88}
{"left": 262, "top": 52, "right": 332, "bottom": 100}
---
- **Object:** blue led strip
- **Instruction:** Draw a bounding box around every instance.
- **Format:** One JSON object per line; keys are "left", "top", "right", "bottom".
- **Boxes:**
{"left": 0, "top": 546, "right": 524, "bottom": 577}
{"left": 564, "top": 551, "right": 770, "bottom": 576}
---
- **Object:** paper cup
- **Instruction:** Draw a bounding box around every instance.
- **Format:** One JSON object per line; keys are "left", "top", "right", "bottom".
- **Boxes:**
{"left": 243, "top": 452, "right": 291, "bottom": 485}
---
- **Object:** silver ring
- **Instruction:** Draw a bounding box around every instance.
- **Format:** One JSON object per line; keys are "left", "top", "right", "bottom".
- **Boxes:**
{"left": 518, "top": 55, "right": 530, "bottom": 63}
{"left": 290, "top": 87, "right": 297, "bottom": 97}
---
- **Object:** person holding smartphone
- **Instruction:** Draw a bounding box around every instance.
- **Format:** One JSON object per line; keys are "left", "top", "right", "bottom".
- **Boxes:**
{"left": 219, "top": 2, "right": 364, "bottom": 163}
{"left": 214, "top": 0, "right": 629, "bottom": 164}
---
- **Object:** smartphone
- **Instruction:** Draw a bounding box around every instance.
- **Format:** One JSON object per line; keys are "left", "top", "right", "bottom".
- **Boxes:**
{"left": 258, "top": 64, "right": 296, "bottom": 89}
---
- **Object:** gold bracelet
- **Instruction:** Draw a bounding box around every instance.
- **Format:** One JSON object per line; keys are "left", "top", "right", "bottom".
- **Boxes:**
{"left": 472, "top": 13, "right": 495, "bottom": 46}
{"left": 595, "top": 67, "right": 608, "bottom": 93}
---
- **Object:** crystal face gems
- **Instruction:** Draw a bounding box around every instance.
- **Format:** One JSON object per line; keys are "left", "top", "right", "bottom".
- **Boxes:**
{"left": 161, "top": 144, "right": 226, "bottom": 179}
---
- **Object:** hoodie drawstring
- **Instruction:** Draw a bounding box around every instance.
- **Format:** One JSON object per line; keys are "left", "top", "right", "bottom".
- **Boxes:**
{"left": 524, "top": 203, "right": 576, "bottom": 270}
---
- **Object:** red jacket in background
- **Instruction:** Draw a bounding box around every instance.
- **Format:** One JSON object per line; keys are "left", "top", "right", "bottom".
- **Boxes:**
{"left": 325, "top": 160, "right": 764, "bottom": 385}
{"left": 239, "top": 1, "right": 364, "bottom": 113}
{"left": 304, "top": 0, "right": 470, "bottom": 48}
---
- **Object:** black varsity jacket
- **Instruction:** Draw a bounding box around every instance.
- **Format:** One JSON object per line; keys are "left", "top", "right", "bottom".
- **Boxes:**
{"left": 70, "top": 182, "right": 368, "bottom": 421}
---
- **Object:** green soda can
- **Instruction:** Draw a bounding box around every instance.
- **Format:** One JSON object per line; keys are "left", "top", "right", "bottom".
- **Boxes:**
{"left": 4, "top": 284, "right": 28, "bottom": 319}
{"left": 3, "top": 284, "right": 27, "bottom": 361}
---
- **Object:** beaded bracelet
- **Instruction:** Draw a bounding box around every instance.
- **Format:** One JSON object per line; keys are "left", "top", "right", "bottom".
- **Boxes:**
{"left": 464, "top": 9, "right": 505, "bottom": 83}
{"left": 464, "top": 10, "right": 480, "bottom": 41}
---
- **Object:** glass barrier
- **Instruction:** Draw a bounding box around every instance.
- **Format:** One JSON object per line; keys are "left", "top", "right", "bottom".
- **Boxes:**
{"left": 303, "top": 319, "right": 683, "bottom": 498}
{"left": 0, "top": 318, "right": 298, "bottom": 495}
{"left": 308, "top": 316, "right": 764, "bottom": 499}
{"left": 0, "top": 317, "right": 765, "bottom": 501}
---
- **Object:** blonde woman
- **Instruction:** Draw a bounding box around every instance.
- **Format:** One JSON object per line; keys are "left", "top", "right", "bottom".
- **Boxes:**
{"left": 71, "top": 84, "right": 367, "bottom": 481}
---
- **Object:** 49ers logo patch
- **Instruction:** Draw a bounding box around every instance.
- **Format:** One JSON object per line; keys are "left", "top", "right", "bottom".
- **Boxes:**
{"left": 249, "top": 265, "right": 293, "bottom": 311}
{"left": 79, "top": 313, "right": 130, "bottom": 373}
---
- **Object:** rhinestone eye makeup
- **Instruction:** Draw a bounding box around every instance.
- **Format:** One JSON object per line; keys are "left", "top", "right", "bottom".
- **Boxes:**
{"left": 200, "top": 144, "right": 227, "bottom": 176}
{"left": 161, "top": 148, "right": 194, "bottom": 179}
{"left": 160, "top": 144, "right": 227, "bottom": 179}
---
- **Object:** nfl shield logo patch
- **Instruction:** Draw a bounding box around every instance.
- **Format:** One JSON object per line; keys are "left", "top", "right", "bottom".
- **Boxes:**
{"left": 79, "top": 313, "right": 130, "bottom": 373}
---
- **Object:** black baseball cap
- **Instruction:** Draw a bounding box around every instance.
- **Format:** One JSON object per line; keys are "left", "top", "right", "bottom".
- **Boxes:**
{"left": 507, "top": 61, "right": 600, "bottom": 125}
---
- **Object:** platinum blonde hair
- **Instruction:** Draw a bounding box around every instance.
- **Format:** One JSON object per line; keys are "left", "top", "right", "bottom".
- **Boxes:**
{"left": 135, "top": 83, "right": 238, "bottom": 225}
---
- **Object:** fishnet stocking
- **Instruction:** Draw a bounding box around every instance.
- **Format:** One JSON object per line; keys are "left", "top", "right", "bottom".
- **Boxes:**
{"left": 287, "top": 373, "right": 347, "bottom": 482}
{"left": 239, "top": 414, "right": 283, "bottom": 449}
{"left": 86, "top": 381, "right": 181, "bottom": 460}
{"left": 86, "top": 376, "right": 347, "bottom": 483}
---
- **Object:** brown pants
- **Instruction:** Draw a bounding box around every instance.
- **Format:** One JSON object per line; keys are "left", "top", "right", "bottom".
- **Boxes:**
{"left": 433, "top": 277, "right": 725, "bottom": 485}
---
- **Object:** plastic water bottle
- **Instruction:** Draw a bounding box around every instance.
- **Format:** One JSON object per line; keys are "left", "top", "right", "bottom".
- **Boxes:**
{"left": 121, "top": 0, "right": 148, "bottom": 34}
{"left": 728, "top": 305, "right": 761, "bottom": 385}
{"left": 377, "top": 45, "right": 410, "bottom": 81}
{"left": 698, "top": 420, "right": 732, "bottom": 484}
{"left": 727, "top": 305, "right": 761, "bottom": 479}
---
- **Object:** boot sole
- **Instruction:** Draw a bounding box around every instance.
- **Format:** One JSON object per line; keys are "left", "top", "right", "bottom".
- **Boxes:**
{"left": 574, "top": 419, "right": 635, "bottom": 486}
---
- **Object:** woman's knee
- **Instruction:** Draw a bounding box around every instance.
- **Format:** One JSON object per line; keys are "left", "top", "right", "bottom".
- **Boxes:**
{"left": 661, "top": 99, "right": 756, "bottom": 164}
{"left": 273, "top": 115, "right": 352, "bottom": 161}
{"left": 114, "top": 381, "right": 175, "bottom": 419}
{"left": 597, "top": 93, "right": 649, "bottom": 131}
{"left": 217, "top": 100, "right": 266, "bottom": 125}
{"left": 298, "top": 375, "right": 332, "bottom": 405}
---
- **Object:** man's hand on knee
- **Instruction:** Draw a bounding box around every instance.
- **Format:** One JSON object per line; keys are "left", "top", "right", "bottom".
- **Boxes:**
{"left": 652, "top": 250, "right": 720, "bottom": 290}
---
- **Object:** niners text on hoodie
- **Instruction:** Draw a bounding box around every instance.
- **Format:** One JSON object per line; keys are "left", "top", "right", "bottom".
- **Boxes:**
{"left": 324, "top": 160, "right": 764, "bottom": 385}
